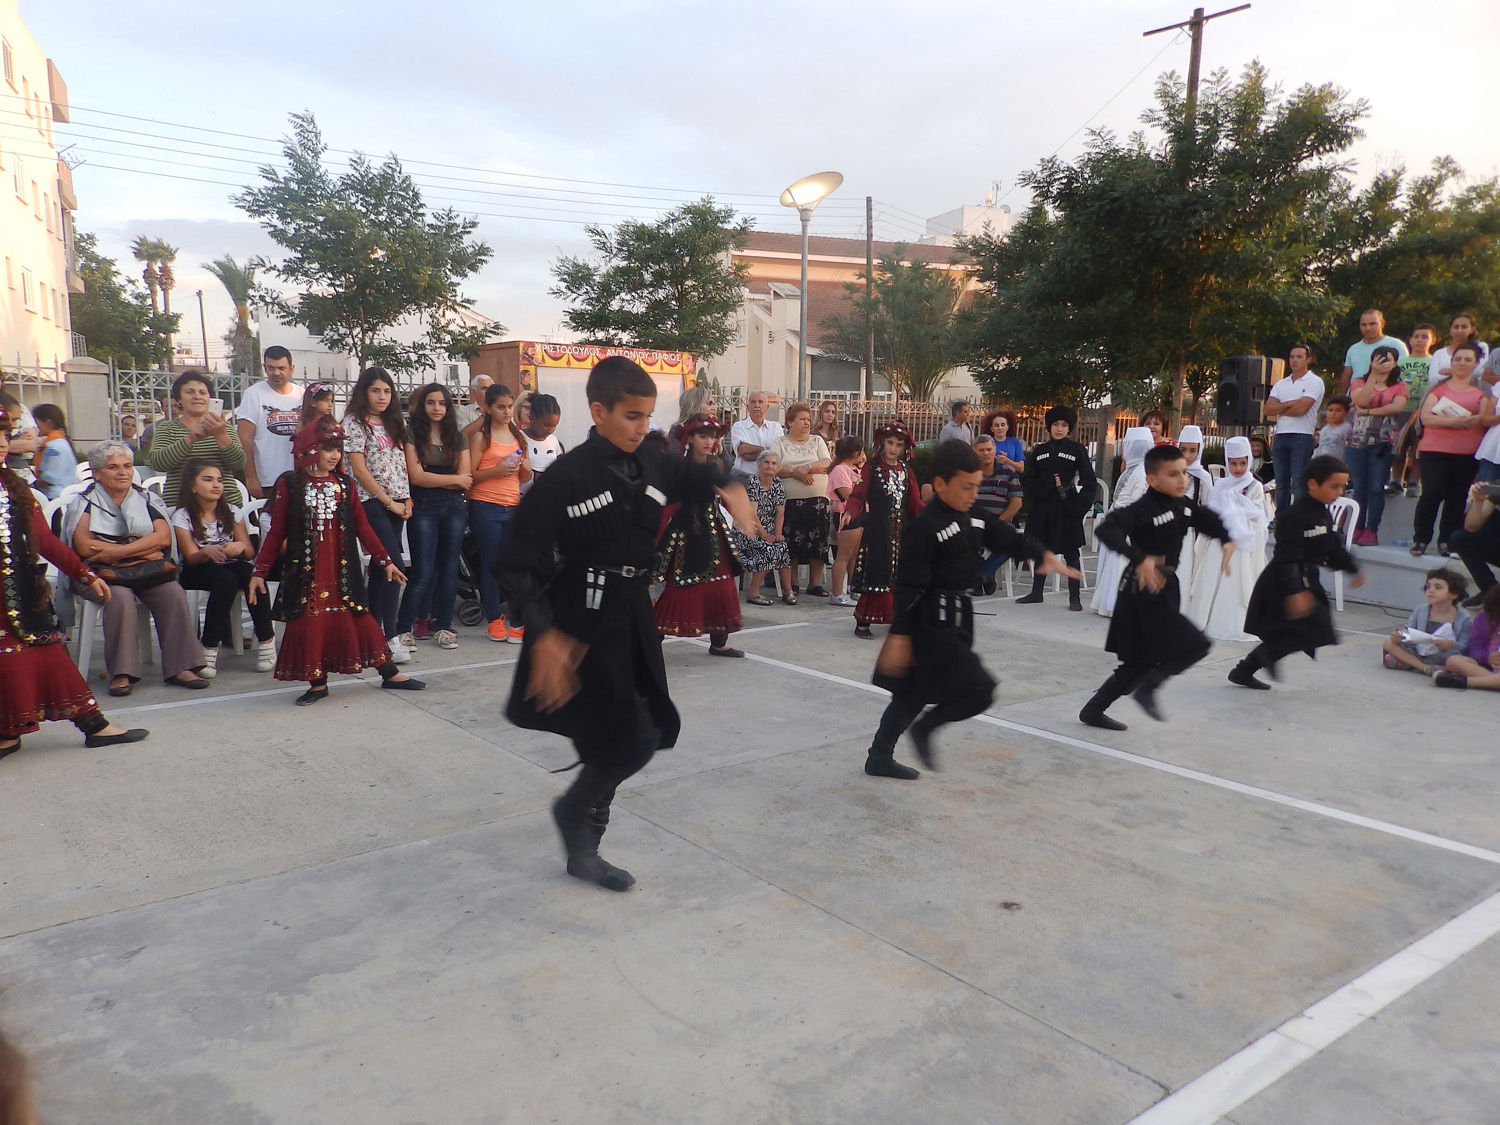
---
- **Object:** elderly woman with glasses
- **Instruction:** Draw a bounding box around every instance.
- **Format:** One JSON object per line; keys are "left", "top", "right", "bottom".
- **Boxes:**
{"left": 64, "top": 441, "right": 211, "bottom": 697}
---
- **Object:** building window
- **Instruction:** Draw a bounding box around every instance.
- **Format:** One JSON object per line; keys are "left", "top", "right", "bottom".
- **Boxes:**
{"left": 11, "top": 154, "right": 23, "bottom": 200}
{"left": 44, "top": 191, "right": 52, "bottom": 231}
{"left": 21, "top": 75, "right": 29, "bottom": 113}
{"left": 40, "top": 280, "right": 49, "bottom": 319}
{"left": 20, "top": 268, "right": 35, "bottom": 310}
{"left": 32, "top": 181, "right": 41, "bottom": 219}
{"left": 1, "top": 38, "right": 14, "bottom": 89}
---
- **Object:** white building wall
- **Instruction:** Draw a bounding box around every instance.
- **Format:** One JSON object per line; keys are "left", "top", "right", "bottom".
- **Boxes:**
{"left": 0, "top": 0, "right": 74, "bottom": 372}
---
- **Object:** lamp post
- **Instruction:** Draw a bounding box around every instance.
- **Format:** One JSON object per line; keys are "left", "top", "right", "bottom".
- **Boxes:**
{"left": 779, "top": 171, "right": 843, "bottom": 403}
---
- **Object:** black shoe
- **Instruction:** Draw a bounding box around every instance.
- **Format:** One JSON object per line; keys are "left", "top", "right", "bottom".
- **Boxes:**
{"left": 1015, "top": 591, "right": 1044, "bottom": 604}
{"left": 83, "top": 728, "right": 149, "bottom": 748}
{"left": 1068, "top": 597, "right": 1083, "bottom": 612}
{"left": 295, "top": 688, "right": 330, "bottom": 706}
{"left": 1079, "top": 704, "right": 1127, "bottom": 731}
{"left": 0, "top": 738, "right": 22, "bottom": 760}
{"left": 380, "top": 676, "right": 427, "bottom": 690}
{"left": 708, "top": 645, "right": 745, "bottom": 658}
{"left": 910, "top": 725, "right": 938, "bottom": 771}
{"left": 854, "top": 625, "right": 874, "bottom": 639}
{"left": 981, "top": 578, "right": 998, "bottom": 596}
{"left": 1463, "top": 591, "right": 1490, "bottom": 610}
{"left": 1228, "top": 662, "right": 1270, "bottom": 690}
{"left": 805, "top": 586, "right": 829, "bottom": 598}
{"left": 1433, "top": 670, "right": 1468, "bottom": 689}
{"left": 864, "top": 752, "right": 919, "bottom": 780}
{"left": 1132, "top": 685, "right": 1166, "bottom": 722}
{"left": 553, "top": 797, "right": 636, "bottom": 891}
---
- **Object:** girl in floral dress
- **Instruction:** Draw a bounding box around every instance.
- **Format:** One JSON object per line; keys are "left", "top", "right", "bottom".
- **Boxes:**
{"left": 248, "top": 419, "right": 424, "bottom": 705}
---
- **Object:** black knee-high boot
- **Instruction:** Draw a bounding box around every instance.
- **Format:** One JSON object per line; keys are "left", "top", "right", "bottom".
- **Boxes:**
{"left": 1229, "top": 647, "right": 1272, "bottom": 689}
{"left": 1016, "top": 571, "right": 1046, "bottom": 605}
{"left": 553, "top": 766, "right": 636, "bottom": 891}
{"left": 865, "top": 696, "right": 922, "bottom": 779}
{"left": 1068, "top": 576, "right": 1083, "bottom": 611}
{"left": 1079, "top": 667, "right": 1137, "bottom": 731}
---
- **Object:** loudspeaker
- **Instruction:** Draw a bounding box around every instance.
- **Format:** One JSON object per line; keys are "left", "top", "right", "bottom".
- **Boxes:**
{"left": 1215, "top": 356, "right": 1284, "bottom": 426}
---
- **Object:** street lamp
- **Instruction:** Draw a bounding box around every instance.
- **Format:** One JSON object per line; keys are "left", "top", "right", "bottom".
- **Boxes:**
{"left": 780, "top": 171, "right": 843, "bottom": 403}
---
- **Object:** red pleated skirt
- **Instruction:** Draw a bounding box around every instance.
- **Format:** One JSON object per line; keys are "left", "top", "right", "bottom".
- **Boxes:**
{"left": 0, "top": 642, "right": 103, "bottom": 736}
{"left": 655, "top": 561, "right": 743, "bottom": 638}
{"left": 275, "top": 608, "right": 392, "bottom": 681}
{"left": 855, "top": 591, "right": 894, "bottom": 626}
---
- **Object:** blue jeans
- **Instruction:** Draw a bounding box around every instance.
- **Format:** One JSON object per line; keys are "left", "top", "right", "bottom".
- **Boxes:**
{"left": 1478, "top": 459, "right": 1500, "bottom": 485}
{"left": 1345, "top": 443, "right": 1394, "bottom": 533}
{"left": 978, "top": 553, "right": 1008, "bottom": 582}
{"left": 469, "top": 499, "right": 516, "bottom": 624}
{"left": 361, "top": 499, "right": 407, "bottom": 638}
{"left": 399, "top": 490, "right": 468, "bottom": 632}
{"left": 1272, "top": 432, "right": 1315, "bottom": 515}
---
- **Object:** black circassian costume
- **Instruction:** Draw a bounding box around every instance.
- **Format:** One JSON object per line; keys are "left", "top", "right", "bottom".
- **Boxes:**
{"left": 1019, "top": 406, "right": 1097, "bottom": 607}
{"left": 252, "top": 424, "right": 397, "bottom": 684}
{"left": 1231, "top": 492, "right": 1359, "bottom": 687}
{"left": 499, "top": 428, "right": 730, "bottom": 890}
{"left": 0, "top": 470, "right": 118, "bottom": 749}
{"left": 865, "top": 497, "right": 1047, "bottom": 777}
{"left": 1080, "top": 485, "right": 1232, "bottom": 729}
{"left": 845, "top": 423, "right": 923, "bottom": 626}
{"left": 654, "top": 415, "right": 743, "bottom": 647}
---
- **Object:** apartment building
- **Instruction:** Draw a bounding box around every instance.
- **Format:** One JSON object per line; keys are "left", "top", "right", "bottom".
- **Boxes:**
{"left": 0, "top": 0, "right": 81, "bottom": 372}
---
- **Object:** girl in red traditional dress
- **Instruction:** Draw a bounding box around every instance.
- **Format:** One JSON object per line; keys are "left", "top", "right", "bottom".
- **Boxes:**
{"left": 0, "top": 408, "right": 148, "bottom": 759}
{"left": 654, "top": 413, "right": 746, "bottom": 658}
{"left": 842, "top": 421, "right": 923, "bottom": 639}
{"left": 248, "top": 419, "right": 425, "bottom": 705}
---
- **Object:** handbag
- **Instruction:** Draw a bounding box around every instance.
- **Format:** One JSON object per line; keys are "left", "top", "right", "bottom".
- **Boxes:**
{"left": 88, "top": 532, "right": 178, "bottom": 590}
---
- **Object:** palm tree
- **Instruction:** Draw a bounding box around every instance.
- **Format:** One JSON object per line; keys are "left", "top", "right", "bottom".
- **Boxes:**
{"left": 205, "top": 255, "right": 259, "bottom": 380}
{"left": 131, "top": 236, "right": 161, "bottom": 316}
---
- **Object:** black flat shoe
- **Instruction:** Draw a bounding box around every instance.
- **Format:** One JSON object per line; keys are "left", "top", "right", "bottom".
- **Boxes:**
{"left": 854, "top": 625, "right": 874, "bottom": 639}
{"left": 84, "top": 728, "right": 149, "bottom": 748}
{"left": 1079, "top": 705, "right": 1127, "bottom": 731}
{"left": 1015, "top": 591, "right": 1044, "bottom": 604}
{"left": 805, "top": 586, "right": 829, "bottom": 598}
{"left": 708, "top": 646, "right": 745, "bottom": 658}
{"left": 108, "top": 681, "right": 134, "bottom": 697}
{"left": 0, "top": 739, "right": 21, "bottom": 760}
{"left": 295, "top": 688, "right": 330, "bottom": 706}
{"left": 1228, "top": 664, "right": 1270, "bottom": 690}
{"left": 380, "top": 677, "right": 427, "bottom": 690}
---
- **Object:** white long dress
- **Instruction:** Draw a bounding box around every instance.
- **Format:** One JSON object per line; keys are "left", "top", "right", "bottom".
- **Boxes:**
{"left": 1090, "top": 432, "right": 1154, "bottom": 617}
{"left": 1188, "top": 472, "right": 1267, "bottom": 641}
{"left": 1176, "top": 463, "right": 1215, "bottom": 613}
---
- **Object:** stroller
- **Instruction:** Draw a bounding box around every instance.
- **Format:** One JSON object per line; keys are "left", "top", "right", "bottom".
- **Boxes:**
{"left": 454, "top": 529, "right": 487, "bottom": 627}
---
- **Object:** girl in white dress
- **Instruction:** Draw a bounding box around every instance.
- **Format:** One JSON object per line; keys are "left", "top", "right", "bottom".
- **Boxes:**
{"left": 1090, "top": 427, "right": 1154, "bottom": 617}
{"left": 1175, "top": 425, "right": 1216, "bottom": 611}
{"left": 1189, "top": 435, "right": 1267, "bottom": 640}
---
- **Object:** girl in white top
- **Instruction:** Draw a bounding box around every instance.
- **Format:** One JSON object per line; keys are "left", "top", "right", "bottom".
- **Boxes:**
{"left": 1429, "top": 313, "right": 1494, "bottom": 394}
{"left": 1090, "top": 427, "right": 1152, "bottom": 617}
{"left": 1188, "top": 436, "right": 1267, "bottom": 641}
{"left": 519, "top": 393, "right": 564, "bottom": 496}
{"left": 1174, "top": 424, "right": 1216, "bottom": 611}
{"left": 171, "top": 459, "right": 277, "bottom": 675}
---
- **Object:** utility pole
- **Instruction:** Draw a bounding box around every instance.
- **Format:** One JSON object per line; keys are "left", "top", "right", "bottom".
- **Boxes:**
{"left": 1144, "top": 3, "right": 1250, "bottom": 431}
{"left": 196, "top": 290, "right": 210, "bottom": 372}
{"left": 864, "top": 195, "right": 874, "bottom": 439}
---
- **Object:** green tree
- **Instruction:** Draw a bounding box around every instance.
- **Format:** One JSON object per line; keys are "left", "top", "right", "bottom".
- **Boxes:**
{"left": 961, "top": 62, "right": 1363, "bottom": 421}
{"left": 204, "top": 255, "right": 260, "bottom": 380}
{"left": 70, "top": 233, "right": 179, "bottom": 367}
{"left": 235, "top": 112, "right": 503, "bottom": 374}
{"left": 550, "top": 199, "right": 752, "bottom": 355}
{"left": 820, "top": 247, "right": 966, "bottom": 403}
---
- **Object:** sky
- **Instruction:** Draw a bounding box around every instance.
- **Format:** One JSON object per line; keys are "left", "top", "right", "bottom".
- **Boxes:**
{"left": 18, "top": 0, "right": 1500, "bottom": 365}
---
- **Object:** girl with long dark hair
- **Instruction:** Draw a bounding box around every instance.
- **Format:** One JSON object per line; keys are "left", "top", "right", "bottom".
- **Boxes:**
{"left": 343, "top": 367, "right": 413, "bottom": 660}
{"left": 399, "top": 384, "right": 473, "bottom": 649}
{"left": 521, "top": 392, "right": 564, "bottom": 495}
{"left": 468, "top": 383, "right": 532, "bottom": 643}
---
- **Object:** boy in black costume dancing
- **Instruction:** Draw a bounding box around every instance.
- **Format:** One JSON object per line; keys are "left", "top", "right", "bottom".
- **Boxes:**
{"left": 1080, "top": 444, "right": 1236, "bottom": 730}
{"left": 499, "top": 359, "right": 758, "bottom": 891}
{"left": 866, "top": 440, "right": 1079, "bottom": 778}
{"left": 1229, "top": 454, "right": 1365, "bottom": 689}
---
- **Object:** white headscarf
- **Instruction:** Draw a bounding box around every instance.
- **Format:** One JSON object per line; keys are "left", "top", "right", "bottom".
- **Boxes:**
{"left": 1209, "top": 434, "right": 1262, "bottom": 547}
{"left": 1113, "top": 426, "right": 1153, "bottom": 506}
{"left": 1215, "top": 436, "right": 1258, "bottom": 497}
{"left": 1177, "top": 424, "right": 1213, "bottom": 492}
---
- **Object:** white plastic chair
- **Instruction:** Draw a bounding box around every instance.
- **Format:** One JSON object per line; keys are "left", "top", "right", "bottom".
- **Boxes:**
{"left": 141, "top": 474, "right": 167, "bottom": 498}
{"left": 74, "top": 592, "right": 156, "bottom": 675}
{"left": 1327, "top": 496, "right": 1360, "bottom": 611}
{"left": 1208, "top": 464, "right": 1226, "bottom": 480}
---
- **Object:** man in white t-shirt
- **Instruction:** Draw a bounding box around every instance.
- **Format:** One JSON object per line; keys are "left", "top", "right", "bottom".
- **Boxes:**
{"left": 729, "top": 391, "right": 784, "bottom": 480}
{"left": 1338, "top": 309, "right": 1407, "bottom": 393}
{"left": 234, "top": 346, "right": 304, "bottom": 499}
{"left": 1263, "top": 344, "right": 1325, "bottom": 515}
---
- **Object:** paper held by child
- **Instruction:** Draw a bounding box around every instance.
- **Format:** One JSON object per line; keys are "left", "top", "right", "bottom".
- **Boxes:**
{"left": 1401, "top": 623, "right": 1455, "bottom": 655}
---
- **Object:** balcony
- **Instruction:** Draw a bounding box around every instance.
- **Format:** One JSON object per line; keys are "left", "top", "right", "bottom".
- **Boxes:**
{"left": 71, "top": 332, "right": 87, "bottom": 359}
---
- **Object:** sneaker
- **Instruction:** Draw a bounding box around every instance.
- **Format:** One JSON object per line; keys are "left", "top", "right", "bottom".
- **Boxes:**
{"left": 1404, "top": 485, "right": 1420, "bottom": 498}
{"left": 1432, "top": 670, "right": 1467, "bottom": 690}
{"left": 387, "top": 637, "right": 412, "bottom": 664}
{"left": 1463, "top": 591, "right": 1489, "bottom": 610}
{"left": 487, "top": 618, "right": 509, "bottom": 642}
{"left": 412, "top": 618, "right": 434, "bottom": 639}
{"left": 829, "top": 593, "right": 856, "bottom": 607}
{"left": 199, "top": 646, "right": 219, "bottom": 679}
{"left": 434, "top": 629, "right": 459, "bottom": 650}
{"left": 505, "top": 622, "right": 525, "bottom": 645}
{"left": 255, "top": 639, "right": 276, "bottom": 673}
{"left": 396, "top": 631, "right": 418, "bottom": 652}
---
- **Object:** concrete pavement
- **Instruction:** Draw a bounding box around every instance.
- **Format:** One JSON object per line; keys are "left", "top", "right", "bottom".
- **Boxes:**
{"left": 1, "top": 588, "right": 1496, "bottom": 1123}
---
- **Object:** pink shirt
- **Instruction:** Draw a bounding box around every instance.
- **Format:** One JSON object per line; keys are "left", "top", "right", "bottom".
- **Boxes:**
{"left": 1419, "top": 383, "right": 1487, "bottom": 456}
{"left": 827, "top": 463, "right": 856, "bottom": 514}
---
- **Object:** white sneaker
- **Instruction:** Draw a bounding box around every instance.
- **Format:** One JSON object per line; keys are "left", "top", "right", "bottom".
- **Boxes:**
{"left": 831, "top": 593, "right": 857, "bottom": 607}
{"left": 255, "top": 640, "right": 276, "bottom": 673}
{"left": 434, "top": 629, "right": 459, "bottom": 650}
{"left": 200, "top": 646, "right": 219, "bottom": 678}
{"left": 387, "top": 637, "right": 412, "bottom": 664}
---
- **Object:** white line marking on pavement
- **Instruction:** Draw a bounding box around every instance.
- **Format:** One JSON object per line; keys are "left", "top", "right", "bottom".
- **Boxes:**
{"left": 108, "top": 657, "right": 521, "bottom": 716}
{"left": 1126, "top": 889, "right": 1500, "bottom": 1125}
{"left": 665, "top": 621, "right": 809, "bottom": 640}
{"left": 704, "top": 646, "right": 1500, "bottom": 867}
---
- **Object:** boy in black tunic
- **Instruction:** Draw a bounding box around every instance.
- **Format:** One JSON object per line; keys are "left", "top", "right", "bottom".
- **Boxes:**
{"left": 1229, "top": 455, "right": 1365, "bottom": 689}
{"left": 866, "top": 441, "right": 1079, "bottom": 778}
{"left": 1019, "top": 405, "right": 1097, "bottom": 610}
{"left": 499, "top": 358, "right": 758, "bottom": 891}
{"left": 1080, "top": 445, "right": 1236, "bottom": 731}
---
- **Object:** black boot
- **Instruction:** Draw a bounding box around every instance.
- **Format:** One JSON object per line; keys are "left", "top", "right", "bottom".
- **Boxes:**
{"left": 1068, "top": 577, "right": 1083, "bottom": 612}
{"left": 1079, "top": 670, "right": 1130, "bottom": 731}
{"left": 1132, "top": 668, "right": 1169, "bottom": 721}
{"left": 1228, "top": 656, "right": 1270, "bottom": 690}
{"left": 552, "top": 771, "right": 635, "bottom": 891}
{"left": 909, "top": 717, "right": 939, "bottom": 771}
{"left": 864, "top": 739, "right": 920, "bottom": 779}
{"left": 1016, "top": 573, "right": 1045, "bottom": 605}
